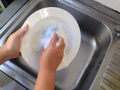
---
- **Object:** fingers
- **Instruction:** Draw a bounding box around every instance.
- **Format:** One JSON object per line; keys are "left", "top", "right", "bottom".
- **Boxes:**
{"left": 21, "top": 23, "right": 29, "bottom": 34}
{"left": 58, "top": 37, "right": 65, "bottom": 50}
{"left": 49, "top": 33, "right": 65, "bottom": 49}
{"left": 49, "top": 33, "right": 59, "bottom": 46}
{"left": 14, "top": 23, "right": 29, "bottom": 38}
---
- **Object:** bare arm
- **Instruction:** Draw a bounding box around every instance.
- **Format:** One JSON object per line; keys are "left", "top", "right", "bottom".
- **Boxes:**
{"left": 34, "top": 33, "right": 65, "bottom": 90}
{"left": 35, "top": 68, "right": 56, "bottom": 90}
{"left": 0, "top": 45, "right": 9, "bottom": 64}
{"left": 0, "top": 24, "right": 28, "bottom": 64}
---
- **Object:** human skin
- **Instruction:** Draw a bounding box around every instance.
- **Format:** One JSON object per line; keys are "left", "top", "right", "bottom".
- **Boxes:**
{"left": 0, "top": 24, "right": 65, "bottom": 90}
{"left": 0, "top": 24, "right": 28, "bottom": 64}
{"left": 34, "top": 33, "right": 65, "bottom": 90}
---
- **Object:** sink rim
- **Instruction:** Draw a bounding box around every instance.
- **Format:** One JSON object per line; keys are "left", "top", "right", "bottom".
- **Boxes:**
{"left": 0, "top": 0, "right": 117, "bottom": 90}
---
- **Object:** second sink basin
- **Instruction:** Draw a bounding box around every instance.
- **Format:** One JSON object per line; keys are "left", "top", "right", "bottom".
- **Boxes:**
{"left": 2, "top": 0, "right": 112, "bottom": 89}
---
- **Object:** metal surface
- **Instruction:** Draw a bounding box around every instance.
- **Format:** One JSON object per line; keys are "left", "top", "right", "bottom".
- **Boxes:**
{"left": 0, "top": 0, "right": 28, "bottom": 31}
{"left": 77, "top": 0, "right": 120, "bottom": 22}
{"left": 0, "top": 71, "right": 27, "bottom": 90}
{"left": 0, "top": 0, "right": 120, "bottom": 90}
{"left": 90, "top": 40, "right": 120, "bottom": 90}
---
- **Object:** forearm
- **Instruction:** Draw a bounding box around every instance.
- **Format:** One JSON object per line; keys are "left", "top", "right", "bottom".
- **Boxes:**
{"left": 34, "top": 69, "right": 56, "bottom": 90}
{"left": 0, "top": 46, "right": 9, "bottom": 64}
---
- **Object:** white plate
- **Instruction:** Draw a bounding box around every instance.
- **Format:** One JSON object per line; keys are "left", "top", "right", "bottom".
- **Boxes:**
{"left": 21, "top": 7, "right": 81, "bottom": 73}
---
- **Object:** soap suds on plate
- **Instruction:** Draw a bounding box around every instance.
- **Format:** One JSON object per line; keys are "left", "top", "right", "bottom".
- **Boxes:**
{"left": 40, "top": 25, "right": 60, "bottom": 49}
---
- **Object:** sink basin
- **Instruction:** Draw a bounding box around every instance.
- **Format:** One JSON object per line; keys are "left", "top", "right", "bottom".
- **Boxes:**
{"left": 1, "top": 0, "right": 113, "bottom": 90}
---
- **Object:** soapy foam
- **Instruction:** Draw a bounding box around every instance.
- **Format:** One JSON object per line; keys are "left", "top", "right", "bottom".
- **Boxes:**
{"left": 21, "top": 16, "right": 77, "bottom": 73}
{"left": 40, "top": 25, "right": 60, "bottom": 49}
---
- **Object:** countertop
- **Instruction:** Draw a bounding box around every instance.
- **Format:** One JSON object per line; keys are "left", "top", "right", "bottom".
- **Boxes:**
{"left": 94, "top": 0, "right": 120, "bottom": 13}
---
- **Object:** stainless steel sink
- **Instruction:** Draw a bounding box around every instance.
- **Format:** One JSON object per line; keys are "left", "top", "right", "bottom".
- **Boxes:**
{"left": 1, "top": 0, "right": 120, "bottom": 90}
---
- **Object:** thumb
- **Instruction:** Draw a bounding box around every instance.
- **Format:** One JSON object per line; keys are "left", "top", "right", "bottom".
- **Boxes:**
{"left": 14, "top": 24, "right": 29, "bottom": 38}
